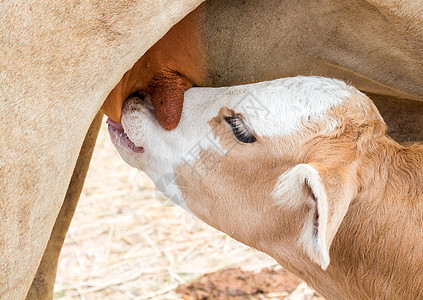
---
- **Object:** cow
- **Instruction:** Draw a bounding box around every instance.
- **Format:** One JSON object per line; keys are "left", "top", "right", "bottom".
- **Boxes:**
{"left": 0, "top": 1, "right": 203, "bottom": 299}
{"left": 110, "top": 76, "right": 423, "bottom": 299}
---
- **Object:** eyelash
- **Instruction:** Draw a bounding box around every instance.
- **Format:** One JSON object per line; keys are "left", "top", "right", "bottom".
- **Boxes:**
{"left": 224, "top": 114, "right": 257, "bottom": 143}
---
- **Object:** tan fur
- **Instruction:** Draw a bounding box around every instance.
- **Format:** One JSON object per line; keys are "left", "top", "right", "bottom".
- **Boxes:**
{"left": 0, "top": 2, "right": 203, "bottom": 298}
{"left": 369, "top": 93, "right": 423, "bottom": 143}
{"left": 175, "top": 94, "right": 423, "bottom": 299}
{"left": 101, "top": 5, "right": 207, "bottom": 126}
{"left": 25, "top": 113, "right": 102, "bottom": 300}
{"left": 102, "top": 0, "right": 423, "bottom": 141}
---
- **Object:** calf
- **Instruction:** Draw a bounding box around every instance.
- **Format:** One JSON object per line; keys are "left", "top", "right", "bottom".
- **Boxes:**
{"left": 108, "top": 76, "right": 423, "bottom": 299}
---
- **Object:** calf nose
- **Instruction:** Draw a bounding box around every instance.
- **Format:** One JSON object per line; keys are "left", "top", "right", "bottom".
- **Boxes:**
{"left": 124, "top": 90, "right": 154, "bottom": 110}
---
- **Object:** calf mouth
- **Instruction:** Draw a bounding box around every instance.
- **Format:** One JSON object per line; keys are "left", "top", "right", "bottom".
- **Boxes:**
{"left": 107, "top": 90, "right": 155, "bottom": 154}
{"left": 107, "top": 117, "right": 144, "bottom": 154}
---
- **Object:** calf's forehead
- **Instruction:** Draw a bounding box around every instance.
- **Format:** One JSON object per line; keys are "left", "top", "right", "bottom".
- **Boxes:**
{"left": 182, "top": 76, "right": 355, "bottom": 137}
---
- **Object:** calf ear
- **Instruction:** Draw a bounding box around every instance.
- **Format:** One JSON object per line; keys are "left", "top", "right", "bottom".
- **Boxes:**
{"left": 272, "top": 163, "right": 356, "bottom": 270}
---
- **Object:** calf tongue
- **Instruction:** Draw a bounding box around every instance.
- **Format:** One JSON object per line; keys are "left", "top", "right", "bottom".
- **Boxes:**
{"left": 106, "top": 118, "right": 124, "bottom": 132}
{"left": 106, "top": 118, "right": 144, "bottom": 153}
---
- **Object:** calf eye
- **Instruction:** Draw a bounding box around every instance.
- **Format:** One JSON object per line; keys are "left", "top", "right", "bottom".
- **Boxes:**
{"left": 224, "top": 114, "right": 257, "bottom": 143}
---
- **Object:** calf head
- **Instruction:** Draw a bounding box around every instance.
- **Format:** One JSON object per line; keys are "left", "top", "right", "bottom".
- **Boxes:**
{"left": 109, "top": 76, "right": 386, "bottom": 270}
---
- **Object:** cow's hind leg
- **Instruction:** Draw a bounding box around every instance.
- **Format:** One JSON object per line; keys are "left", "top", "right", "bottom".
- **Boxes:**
{"left": 25, "top": 112, "right": 103, "bottom": 300}
{"left": 370, "top": 94, "right": 423, "bottom": 144}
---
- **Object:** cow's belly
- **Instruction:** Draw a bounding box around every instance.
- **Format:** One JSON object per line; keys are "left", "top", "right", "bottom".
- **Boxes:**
{"left": 202, "top": 0, "right": 423, "bottom": 101}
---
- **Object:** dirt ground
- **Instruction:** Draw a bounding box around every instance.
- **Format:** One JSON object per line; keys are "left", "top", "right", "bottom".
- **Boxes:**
{"left": 54, "top": 119, "right": 323, "bottom": 299}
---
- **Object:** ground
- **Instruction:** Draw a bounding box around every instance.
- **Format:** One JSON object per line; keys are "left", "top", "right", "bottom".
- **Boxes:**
{"left": 54, "top": 119, "right": 323, "bottom": 299}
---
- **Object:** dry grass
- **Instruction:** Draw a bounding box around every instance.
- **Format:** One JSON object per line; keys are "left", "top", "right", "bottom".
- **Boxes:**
{"left": 54, "top": 119, "right": 318, "bottom": 299}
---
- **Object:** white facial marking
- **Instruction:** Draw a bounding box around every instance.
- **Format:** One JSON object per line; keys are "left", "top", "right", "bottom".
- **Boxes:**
{"left": 111, "top": 76, "right": 356, "bottom": 210}
{"left": 222, "top": 76, "right": 356, "bottom": 137}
